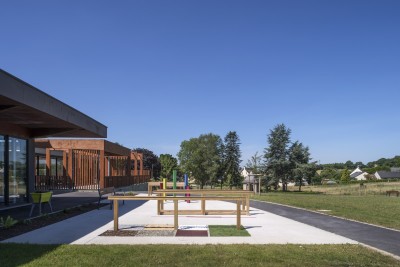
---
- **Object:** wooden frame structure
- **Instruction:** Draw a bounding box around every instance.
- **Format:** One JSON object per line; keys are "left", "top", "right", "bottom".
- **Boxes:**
{"left": 154, "top": 189, "right": 254, "bottom": 216}
{"left": 147, "top": 181, "right": 186, "bottom": 196}
{"left": 34, "top": 139, "right": 150, "bottom": 190}
{"left": 108, "top": 195, "right": 245, "bottom": 231}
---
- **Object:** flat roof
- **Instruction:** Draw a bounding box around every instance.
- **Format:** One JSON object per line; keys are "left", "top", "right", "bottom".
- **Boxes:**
{"left": 0, "top": 69, "right": 107, "bottom": 138}
{"left": 35, "top": 139, "right": 131, "bottom": 156}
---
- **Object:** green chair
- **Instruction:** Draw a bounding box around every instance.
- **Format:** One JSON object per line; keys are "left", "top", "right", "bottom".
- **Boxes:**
{"left": 29, "top": 191, "right": 53, "bottom": 217}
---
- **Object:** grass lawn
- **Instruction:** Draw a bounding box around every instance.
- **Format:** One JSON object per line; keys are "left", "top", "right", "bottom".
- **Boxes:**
{"left": 209, "top": 225, "right": 250, "bottom": 236}
{"left": 1, "top": 244, "right": 399, "bottom": 267}
{"left": 253, "top": 192, "right": 400, "bottom": 230}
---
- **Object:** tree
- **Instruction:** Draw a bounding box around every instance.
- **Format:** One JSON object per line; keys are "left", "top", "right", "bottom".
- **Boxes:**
{"left": 340, "top": 168, "right": 351, "bottom": 183}
{"left": 159, "top": 154, "right": 178, "bottom": 180}
{"left": 263, "top": 124, "right": 292, "bottom": 191}
{"left": 289, "top": 141, "right": 311, "bottom": 191}
{"left": 223, "top": 131, "right": 242, "bottom": 189}
{"left": 246, "top": 152, "right": 262, "bottom": 174}
{"left": 132, "top": 148, "right": 161, "bottom": 179}
{"left": 178, "top": 133, "right": 223, "bottom": 189}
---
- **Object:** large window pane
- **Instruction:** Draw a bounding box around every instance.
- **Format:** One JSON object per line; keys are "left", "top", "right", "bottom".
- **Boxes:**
{"left": 0, "top": 136, "right": 4, "bottom": 204}
{"left": 8, "top": 137, "right": 27, "bottom": 204}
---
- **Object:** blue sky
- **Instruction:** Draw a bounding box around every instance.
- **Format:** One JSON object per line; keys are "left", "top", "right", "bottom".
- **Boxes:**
{"left": 1, "top": 1, "right": 399, "bottom": 165}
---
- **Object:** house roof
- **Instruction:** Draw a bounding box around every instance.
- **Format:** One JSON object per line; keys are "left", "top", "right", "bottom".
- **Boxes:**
{"left": 0, "top": 69, "right": 107, "bottom": 138}
{"left": 376, "top": 171, "right": 400, "bottom": 179}
{"left": 350, "top": 167, "right": 363, "bottom": 176}
{"left": 350, "top": 171, "right": 363, "bottom": 178}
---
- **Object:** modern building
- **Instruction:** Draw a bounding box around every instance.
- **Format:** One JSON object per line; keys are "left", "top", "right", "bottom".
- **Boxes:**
{"left": 0, "top": 69, "right": 107, "bottom": 207}
{"left": 34, "top": 139, "right": 150, "bottom": 191}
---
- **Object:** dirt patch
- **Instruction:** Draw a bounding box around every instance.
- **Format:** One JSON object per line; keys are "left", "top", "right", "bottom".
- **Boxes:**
{"left": 0, "top": 203, "right": 103, "bottom": 241}
{"left": 100, "top": 230, "right": 139, "bottom": 236}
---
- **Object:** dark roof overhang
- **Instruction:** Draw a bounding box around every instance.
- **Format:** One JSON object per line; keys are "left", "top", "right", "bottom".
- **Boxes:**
{"left": 0, "top": 69, "right": 107, "bottom": 138}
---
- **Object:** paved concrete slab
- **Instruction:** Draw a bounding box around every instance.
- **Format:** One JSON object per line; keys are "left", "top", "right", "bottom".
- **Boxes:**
{"left": 2, "top": 194, "right": 356, "bottom": 245}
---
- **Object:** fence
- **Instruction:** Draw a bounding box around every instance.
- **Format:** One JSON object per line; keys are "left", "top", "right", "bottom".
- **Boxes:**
{"left": 35, "top": 175, "right": 74, "bottom": 191}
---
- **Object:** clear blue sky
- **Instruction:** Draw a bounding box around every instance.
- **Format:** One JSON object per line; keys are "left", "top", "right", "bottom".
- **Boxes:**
{"left": 1, "top": 1, "right": 399, "bottom": 165}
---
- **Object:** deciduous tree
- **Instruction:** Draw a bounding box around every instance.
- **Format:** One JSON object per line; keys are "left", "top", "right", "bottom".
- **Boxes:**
{"left": 160, "top": 154, "right": 178, "bottom": 180}
{"left": 178, "top": 133, "right": 223, "bottom": 189}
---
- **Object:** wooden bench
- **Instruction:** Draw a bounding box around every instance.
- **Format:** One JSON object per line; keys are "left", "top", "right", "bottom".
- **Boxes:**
{"left": 98, "top": 187, "right": 125, "bottom": 209}
{"left": 386, "top": 190, "right": 399, "bottom": 197}
{"left": 154, "top": 189, "right": 254, "bottom": 215}
{"left": 108, "top": 195, "right": 245, "bottom": 231}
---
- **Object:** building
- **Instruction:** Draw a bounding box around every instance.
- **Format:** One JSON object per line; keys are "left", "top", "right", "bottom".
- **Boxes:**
{"left": 0, "top": 69, "right": 106, "bottom": 207}
{"left": 375, "top": 171, "right": 400, "bottom": 180}
{"left": 350, "top": 167, "right": 368, "bottom": 181}
{"left": 34, "top": 139, "right": 150, "bottom": 191}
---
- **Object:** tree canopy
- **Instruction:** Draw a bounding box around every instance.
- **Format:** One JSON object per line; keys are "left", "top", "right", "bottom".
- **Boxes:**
{"left": 132, "top": 148, "right": 161, "bottom": 179}
{"left": 263, "top": 124, "right": 314, "bottom": 191}
{"left": 159, "top": 154, "right": 178, "bottom": 180}
{"left": 177, "top": 133, "right": 223, "bottom": 189}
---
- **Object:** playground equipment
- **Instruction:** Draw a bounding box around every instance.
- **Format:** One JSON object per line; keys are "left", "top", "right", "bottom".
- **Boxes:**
{"left": 108, "top": 195, "right": 245, "bottom": 231}
{"left": 154, "top": 189, "right": 254, "bottom": 215}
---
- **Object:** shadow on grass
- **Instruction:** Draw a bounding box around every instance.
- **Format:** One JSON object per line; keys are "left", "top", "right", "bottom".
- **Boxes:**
{"left": 0, "top": 243, "right": 59, "bottom": 267}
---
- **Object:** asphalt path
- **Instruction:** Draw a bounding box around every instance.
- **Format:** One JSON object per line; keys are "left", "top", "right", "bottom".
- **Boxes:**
{"left": 250, "top": 200, "right": 400, "bottom": 257}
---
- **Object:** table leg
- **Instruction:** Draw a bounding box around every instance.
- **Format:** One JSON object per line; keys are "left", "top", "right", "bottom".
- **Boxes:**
{"left": 174, "top": 199, "right": 178, "bottom": 230}
{"left": 113, "top": 199, "right": 119, "bottom": 231}
{"left": 237, "top": 200, "right": 241, "bottom": 230}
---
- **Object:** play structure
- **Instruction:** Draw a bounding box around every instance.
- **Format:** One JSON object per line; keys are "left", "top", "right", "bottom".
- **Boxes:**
{"left": 154, "top": 189, "right": 254, "bottom": 215}
{"left": 108, "top": 194, "right": 245, "bottom": 231}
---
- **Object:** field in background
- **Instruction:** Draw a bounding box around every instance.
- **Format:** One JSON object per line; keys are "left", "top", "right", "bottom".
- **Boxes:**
{"left": 297, "top": 181, "right": 400, "bottom": 196}
{"left": 253, "top": 182, "right": 400, "bottom": 230}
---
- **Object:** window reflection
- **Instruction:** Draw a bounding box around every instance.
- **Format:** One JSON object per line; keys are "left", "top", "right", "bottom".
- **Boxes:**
{"left": 0, "top": 136, "right": 4, "bottom": 204}
{"left": 8, "top": 137, "right": 27, "bottom": 204}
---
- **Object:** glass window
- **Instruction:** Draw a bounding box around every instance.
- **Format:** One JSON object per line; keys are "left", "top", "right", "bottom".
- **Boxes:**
{"left": 8, "top": 137, "right": 27, "bottom": 204}
{"left": 0, "top": 136, "right": 4, "bottom": 204}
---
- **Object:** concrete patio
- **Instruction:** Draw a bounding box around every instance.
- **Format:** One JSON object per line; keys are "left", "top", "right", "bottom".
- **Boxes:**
{"left": 2, "top": 194, "right": 357, "bottom": 245}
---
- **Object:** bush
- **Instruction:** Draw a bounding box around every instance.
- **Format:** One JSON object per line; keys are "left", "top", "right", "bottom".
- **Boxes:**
{"left": 0, "top": 216, "right": 18, "bottom": 229}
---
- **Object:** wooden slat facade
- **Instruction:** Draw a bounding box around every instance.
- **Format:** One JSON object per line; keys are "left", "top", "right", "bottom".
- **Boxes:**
{"left": 34, "top": 139, "right": 151, "bottom": 190}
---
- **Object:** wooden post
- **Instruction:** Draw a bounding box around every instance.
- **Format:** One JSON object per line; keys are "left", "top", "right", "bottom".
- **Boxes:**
{"left": 68, "top": 149, "right": 73, "bottom": 189}
{"left": 174, "top": 199, "right": 178, "bottom": 230}
{"left": 113, "top": 199, "right": 119, "bottom": 231}
{"left": 246, "top": 196, "right": 250, "bottom": 215}
{"left": 201, "top": 193, "right": 205, "bottom": 215}
{"left": 237, "top": 200, "right": 241, "bottom": 230}
{"left": 62, "top": 151, "right": 67, "bottom": 177}
{"left": 99, "top": 150, "right": 105, "bottom": 189}
{"left": 45, "top": 148, "right": 51, "bottom": 176}
{"left": 157, "top": 199, "right": 161, "bottom": 215}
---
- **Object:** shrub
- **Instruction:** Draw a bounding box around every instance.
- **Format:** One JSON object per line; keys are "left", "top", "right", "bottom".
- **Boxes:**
{"left": 0, "top": 216, "right": 18, "bottom": 229}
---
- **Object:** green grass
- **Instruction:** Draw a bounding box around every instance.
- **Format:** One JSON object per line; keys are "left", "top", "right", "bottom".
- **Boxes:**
{"left": 1, "top": 244, "right": 399, "bottom": 267}
{"left": 209, "top": 225, "right": 250, "bottom": 236}
{"left": 253, "top": 192, "right": 400, "bottom": 229}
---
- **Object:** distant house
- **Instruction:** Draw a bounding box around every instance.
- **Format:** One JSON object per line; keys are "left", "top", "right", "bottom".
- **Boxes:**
{"left": 390, "top": 167, "right": 400, "bottom": 172}
{"left": 350, "top": 167, "right": 368, "bottom": 181}
{"left": 241, "top": 167, "right": 254, "bottom": 178}
{"left": 241, "top": 167, "right": 259, "bottom": 191}
{"left": 375, "top": 171, "right": 400, "bottom": 180}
